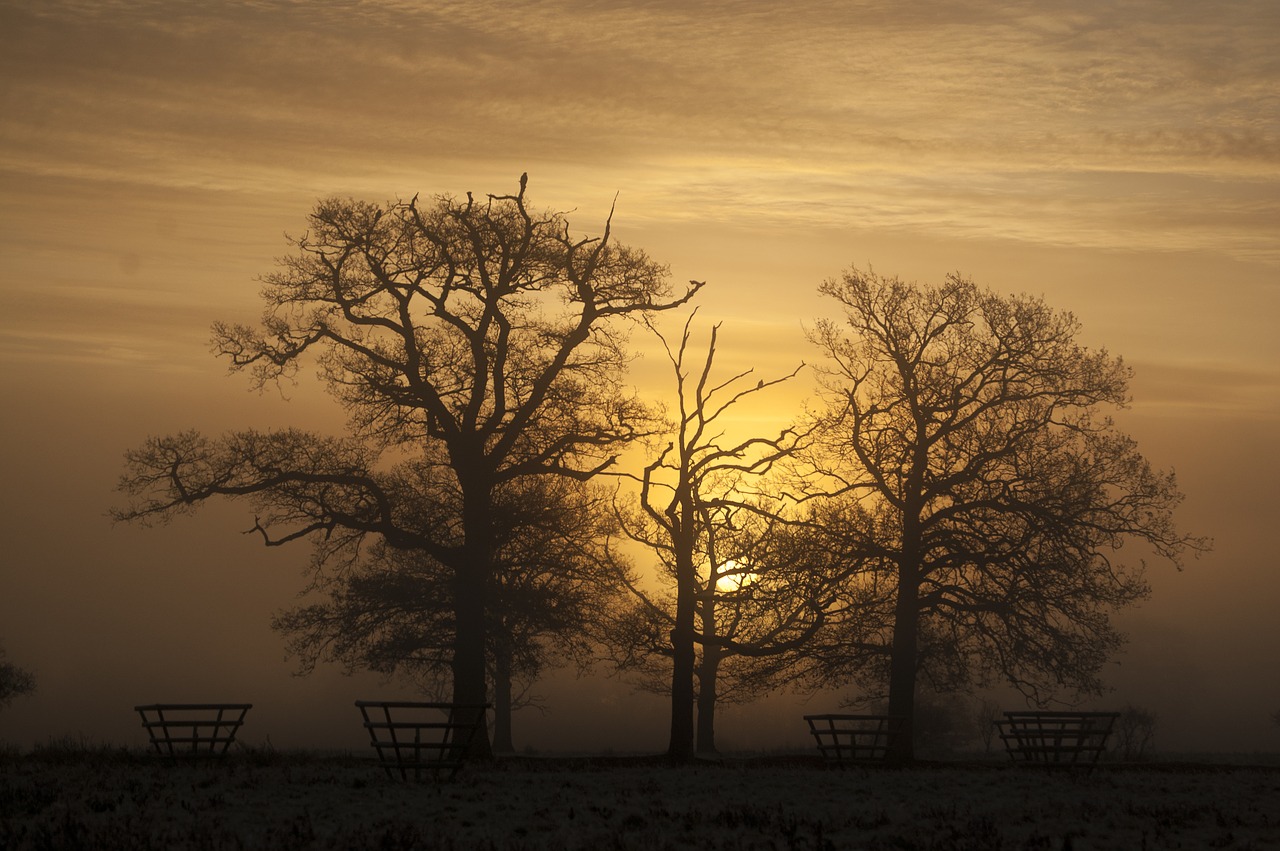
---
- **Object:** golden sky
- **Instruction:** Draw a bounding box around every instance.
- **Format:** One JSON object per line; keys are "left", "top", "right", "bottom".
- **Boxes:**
{"left": 1, "top": 1, "right": 1277, "bottom": 752}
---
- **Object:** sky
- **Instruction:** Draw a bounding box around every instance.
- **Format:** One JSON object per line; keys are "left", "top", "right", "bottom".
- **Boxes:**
{"left": 1, "top": 0, "right": 1278, "bottom": 755}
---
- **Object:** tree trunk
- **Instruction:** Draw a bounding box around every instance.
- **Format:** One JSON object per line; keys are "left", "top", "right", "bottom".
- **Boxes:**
{"left": 882, "top": 430, "right": 932, "bottom": 765}
{"left": 887, "top": 492, "right": 924, "bottom": 763}
{"left": 886, "top": 572, "right": 919, "bottom": 762}
{"left": 668, "top": 531, "right": 698, "bottom": 761}
{"left": 696, "top": 587, "right": 721, "bottom": 755}
{"left": 454, "top": 483, "right": 493, "bottom": 760}
{"left": 695, "top": 651, "right": 722, "bottom": 755}
{"left": 492, "top": 643, "right": 514, "bottom": 754}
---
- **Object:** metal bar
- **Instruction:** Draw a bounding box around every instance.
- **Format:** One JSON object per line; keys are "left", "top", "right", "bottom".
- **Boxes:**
{"left": 356, "top": 701, "right": 490, "bottom": 782}
{"left": 135, "top": 704, "right": 251, "bottom": 759}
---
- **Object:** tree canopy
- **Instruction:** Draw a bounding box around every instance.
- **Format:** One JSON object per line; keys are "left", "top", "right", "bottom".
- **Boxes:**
{"left": 116, "top": 177, "right": 699, "bottom": 757}
{"left": 803, "top": 267, "right": 1207, "bottom": 760}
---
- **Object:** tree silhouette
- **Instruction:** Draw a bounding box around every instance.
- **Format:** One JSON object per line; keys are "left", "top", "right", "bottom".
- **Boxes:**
{"left": 973, "top": 696, "right": 1001, "bottom": 754}
{"left": 803, "top": 267, "right": 1208, "bottom": 761}
{"left": 0, "top": 644, "right": 35, "bottom": 709}
{"left": 614, "top": 315, "right": 809, "bottom": 759}
{"left": 1114, "top": 704, "right": 1158, "bottom": 761}
{"left": 115, "top": 177, "right": 699, "bottom": 757}
{"left": 272, "top": 475, "right": 628, "bottom": 752}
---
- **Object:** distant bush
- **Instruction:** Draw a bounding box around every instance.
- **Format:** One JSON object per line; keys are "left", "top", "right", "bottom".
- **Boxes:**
{"left": 1114, "top": 704, "right": 1158, "bottom": 761}
{"left": 0, "top": 645, "right": 36, "bottom": 708}
{"left": 972, "top": 698, "right": 1001, "bottom": 754}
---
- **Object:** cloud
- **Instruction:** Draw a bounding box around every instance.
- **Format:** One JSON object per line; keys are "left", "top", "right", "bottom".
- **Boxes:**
{"left": 1128, "top": 359, "right": 1280, "bottom": 419}
{"left": 1, "top": 0, "right": 1277, "bottom": 264}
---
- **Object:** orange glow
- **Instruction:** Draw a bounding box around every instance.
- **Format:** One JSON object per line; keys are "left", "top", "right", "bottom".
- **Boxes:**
{"left": 0, "top": 0, "right": 1276, "bottom": 754}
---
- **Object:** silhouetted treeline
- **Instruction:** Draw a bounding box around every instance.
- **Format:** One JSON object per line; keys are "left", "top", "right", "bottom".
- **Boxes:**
{"left": 115, "top": 177, "right": 1206, "bottom": 761}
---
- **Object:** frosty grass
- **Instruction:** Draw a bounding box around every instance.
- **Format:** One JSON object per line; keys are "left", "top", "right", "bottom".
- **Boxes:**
{"left": 2, "top": 749, "right": 1277, "bottom": 850}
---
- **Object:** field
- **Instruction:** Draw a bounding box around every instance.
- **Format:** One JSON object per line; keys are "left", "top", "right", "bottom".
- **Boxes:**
{"left": 2, "top": 746, "right": 1278, "bottom": 850}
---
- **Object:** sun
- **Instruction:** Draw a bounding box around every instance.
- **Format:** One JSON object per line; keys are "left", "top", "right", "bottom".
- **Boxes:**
{"left": 714, "top": 560, "right": 758, "bottom": 593}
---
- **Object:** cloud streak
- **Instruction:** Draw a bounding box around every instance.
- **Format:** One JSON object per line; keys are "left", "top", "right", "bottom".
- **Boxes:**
{"left": 2, "top": 0, "right": 1278, "bottom": 362}
{"left": 4, "top": 1, "right": 1276, "bottom": 242}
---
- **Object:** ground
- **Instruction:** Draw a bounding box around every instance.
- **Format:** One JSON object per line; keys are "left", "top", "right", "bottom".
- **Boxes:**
{"left": 2, "top": 747, "right": 1278, "bottom": 850}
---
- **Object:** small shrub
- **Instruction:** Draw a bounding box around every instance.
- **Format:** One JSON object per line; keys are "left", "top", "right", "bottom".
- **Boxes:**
{"left": 1113, "top": 705, "right": 1158, "bottom": 761}
{"left": 0, "top": 644, "right": 36, "bottom": 709}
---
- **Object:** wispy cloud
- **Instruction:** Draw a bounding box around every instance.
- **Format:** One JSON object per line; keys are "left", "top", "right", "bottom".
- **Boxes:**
{"left": 1129, "top": 360, "right": 1280, "bottom": 419}
{"left": 2, "top": 0, "right": 1277, "bottom": 260}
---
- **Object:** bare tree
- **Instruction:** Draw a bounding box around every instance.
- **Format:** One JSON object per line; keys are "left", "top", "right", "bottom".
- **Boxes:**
{"left": 803, "top": 267, "right": 1208, "bottom": 761}
{"left": 612, "top": 498, "right": 840, "bottom": 755}
{"left": 0, "top": 644, "right": 35, "bottom": 709}
{"left": 1113, "top": 704, "right": 1158, "bottom": 761}
{"left": 115, "top": 177, "right": 699, "bottom": 757}
{"left": 614, "top": 315, "right": 812, "bottom": 759}
{"left": 974, "top": 697, "right": 1001, "bottom": 754}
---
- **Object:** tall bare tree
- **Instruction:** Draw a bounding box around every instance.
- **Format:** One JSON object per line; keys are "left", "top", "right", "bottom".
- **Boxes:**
{"left": 615, "top": 315, "right": 810, "bottom": 759}
{"left": 115, "top": 177, "right": 698, "bottom": 757}
{"left": 805, "top": 267, "right": 1207, "bottom": 761}
{"left": 612, "top": 499, "right": 844, "bottom": 755}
